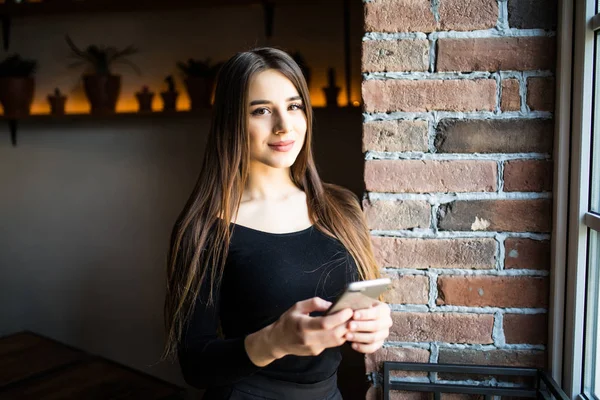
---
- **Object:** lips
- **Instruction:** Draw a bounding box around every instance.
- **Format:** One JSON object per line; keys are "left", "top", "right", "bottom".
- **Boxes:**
{"left": 268, "top": 140, "right": 295, "bottom": 152}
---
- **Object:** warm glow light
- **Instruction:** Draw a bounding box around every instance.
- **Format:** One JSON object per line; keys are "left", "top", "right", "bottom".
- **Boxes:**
{"left": 29, "top": 95, "right": 193, "bottom": 115}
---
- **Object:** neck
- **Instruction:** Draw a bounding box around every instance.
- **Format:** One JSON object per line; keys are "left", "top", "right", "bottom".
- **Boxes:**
{"left": 245, "top": 162, "right": 299, "bottom": 201}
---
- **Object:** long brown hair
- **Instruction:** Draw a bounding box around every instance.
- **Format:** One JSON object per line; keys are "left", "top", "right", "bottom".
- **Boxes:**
{"left": 161, "top": 47, "right": 380, "bottom": 362}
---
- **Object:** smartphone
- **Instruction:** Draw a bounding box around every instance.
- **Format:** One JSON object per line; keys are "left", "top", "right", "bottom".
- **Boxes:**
{"left": 324, "top": 278, "right": 391, "bottom": 315}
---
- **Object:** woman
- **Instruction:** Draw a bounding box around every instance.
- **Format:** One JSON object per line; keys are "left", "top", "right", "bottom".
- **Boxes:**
{"left": 161, "top": 47, "right": 393, "bottom": 399}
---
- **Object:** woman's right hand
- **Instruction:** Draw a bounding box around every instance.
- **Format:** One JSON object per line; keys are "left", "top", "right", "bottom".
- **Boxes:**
{"left": 244, "top": 297, "right": 354, "bottom": 367}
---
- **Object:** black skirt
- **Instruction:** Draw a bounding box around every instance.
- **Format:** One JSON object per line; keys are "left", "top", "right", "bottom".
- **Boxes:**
{"left": 202, "top": 372, "right": 343, "bottom": 400}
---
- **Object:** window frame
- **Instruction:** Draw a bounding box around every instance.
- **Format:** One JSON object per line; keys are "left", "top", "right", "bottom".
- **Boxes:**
{"left": 553, "top": 0, "right": 600, "bottom": 398}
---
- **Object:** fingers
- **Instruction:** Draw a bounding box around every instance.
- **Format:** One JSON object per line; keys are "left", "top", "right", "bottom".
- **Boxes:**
{"left": 303, "top": 308, "right": 354, "bottom": 331}
{"left": 295, "top": 297, "right": 332, "bottom": 314}
{"left": 345, "top": 329, "right": 388, "bottom": 344}
{"left": 352, "top": 302, "right": 391, "bottom": 321}
{"left": 350, "top": 340, "right": 385, "bottom": 354}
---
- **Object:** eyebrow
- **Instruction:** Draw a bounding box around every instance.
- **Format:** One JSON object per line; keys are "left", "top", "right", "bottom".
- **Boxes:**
{"left": 249, "top": 96, "right": 302, "bottom": 106}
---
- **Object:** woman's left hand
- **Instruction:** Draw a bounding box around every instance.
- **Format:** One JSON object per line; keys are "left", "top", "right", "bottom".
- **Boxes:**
{"left": 344, "top": 301, "right": 392, "bottom": 353}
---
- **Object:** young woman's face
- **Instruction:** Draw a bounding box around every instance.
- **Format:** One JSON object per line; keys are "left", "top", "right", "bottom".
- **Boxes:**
{"left": 246, "top": 69, "right": 307, "bottom": 170}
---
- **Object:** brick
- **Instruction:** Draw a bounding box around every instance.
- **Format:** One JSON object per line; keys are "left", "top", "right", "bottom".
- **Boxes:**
{"left": 527, "top": 77, "right": 556, "bottom": 112}
{"left": 436, "top": 276, "right": 549, "bottom": 307}
{"left": 381, "top": 273, "right": 429, "bottom": 304}
{"left": 391, "top": 392, "right": 430, "bottom": 400}
{"left": 365, "top": 160, "right": 497, "bottom": 193}
{"left": 364, "top": 0, "right": 497, "bottom": 33}
{"left": 372, "top": 237, "right": 497, "bottom": 269}
{"left": 435, "top": 119, "right": 554, "bottom": 154}
{"left": 363, "top": 200, "right": 430, "bottom": 230}
{"left": 505, "top": 238, "right": 551, "bottom": 270}
{"left": 364, "top": 0, "right": 437, "bottom": 33}
{"left": 438, "top": 199, "right": 552, "bottom": 232}
{"left": 365, "top": 347, "right": 430, "bottom": 378}
{"left": 504, "top": 160, "right": 553, "bottom": 192}
{"left": 362, "top": 79, "right": 496, "bottom": 113}
{"left": 439, "top": 0, "right": 498, "bottom": 31}
{"left": 504, "top": 314, "right": 548, "bottom": 344}
{"left": 438, "top": 349, "right": 546, "bottom": 369}
{"left": 390, "top": 312, "right": 494, "bottom": 343}
{"left": 501, "top": 79, "right": 521, "bottom": 111}
{"left": 508, "top": 0, "right": 558, "bottom": 30}
{"left": 362, "top": 40, "right": 429, "bottom": 72}
{"left": 441, "top": 395, "right": 483, "bottom": 400}
{"left": 437, "top": 37, "right": 556, "bottom": 72}
{"left": 363, "top": 120, "right": 428, "bottom": 152}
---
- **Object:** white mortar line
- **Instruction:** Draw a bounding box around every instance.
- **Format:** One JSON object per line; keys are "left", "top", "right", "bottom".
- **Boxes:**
{"left": 390, "top": 304, "right": 431, "bottom": 312}
{"left": 363, "top": 110, "right": 553, "bottom": 121}
{"left": 389, "top": 376, "right": 431, "bottom": 383}
{"left": 493, "top": 312, "right": 507, "bottom": 346}
{"left": 363, "top": 32, "right": 428, "bottom": 41}
{"left": 429, "top": 37, "right": 437, "bottom": 73}
{"left": 364, "top": 29, "right": 555, "bottom": 41}
{"left": 502, "top": 343, "right": 546, "bottom": 350}
{"left": 430, "top": 342, "right": 440, "bottom": 362}
{"left": 436, "top": 379, "right": 526, "bottom": 387}
{"left": 497, "top": 233, "right": 507, "bottom": 270}
{"left": 427, "top": 120, "right": 437, "bottom": 153}
{"left": 391, "top": 305, "right": 548, "bottom": 313}
{"left": 364, "top": 71, "right": 494, "bottom": 80}
{"left": 384, "top": 342, "right": 544, "bottom": 350}
{"left": 384, "top": 268, "right": 549, "bottom": 277}
{"left": 493, "top": 71, "right": 502, "bottom": 114}
{"left": 427, "top": 271, "right": 438, "bottom": 309}
{"left": 521, "top": 71, "right": 530, "bottom": 112}
{"left": 383, "top": 342, "right": 432, "bottom": 349}
{"left": 497, "top": 160, "right": 505, "bottom": 193}
{"left": 365, "top": 152, "right": 551, "bottom": 161}
{"left": 497, "top": 0, "right": 510, "bottom": 31}
{"left": 371, "top": 230, "right": 551, "bottom": 240}
{"left": 367, "top": 191, "right": 552, "bottom": 201}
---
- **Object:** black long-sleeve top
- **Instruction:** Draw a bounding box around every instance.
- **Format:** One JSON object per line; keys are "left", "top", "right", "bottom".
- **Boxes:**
{"left": 177, "top": 222, "right": 359, "bottom": 389}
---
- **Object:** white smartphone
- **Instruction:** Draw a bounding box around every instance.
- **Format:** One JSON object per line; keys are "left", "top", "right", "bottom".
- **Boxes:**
{"left": 324, "top": 278, "right": 391, "bottom": 315}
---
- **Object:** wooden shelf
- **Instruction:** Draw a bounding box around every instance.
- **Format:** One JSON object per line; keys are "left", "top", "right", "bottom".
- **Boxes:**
{"left": 2, "top": 106, "right": 362, "bottom": 146}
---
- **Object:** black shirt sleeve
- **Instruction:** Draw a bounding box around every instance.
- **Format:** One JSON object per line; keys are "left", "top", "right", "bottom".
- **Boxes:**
{"left": 177, "top": 259, "right": 263, "bottom": 389}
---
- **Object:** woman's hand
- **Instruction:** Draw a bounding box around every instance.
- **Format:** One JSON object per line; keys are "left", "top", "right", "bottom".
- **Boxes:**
{"left": 344, "top": 301, "right": 392, "bottom": 354}
{"left": 271, "top": 297, "right": 354, "bottom": 357}
{"left": 245, "top": 297, "right": 354, "bottom": 367}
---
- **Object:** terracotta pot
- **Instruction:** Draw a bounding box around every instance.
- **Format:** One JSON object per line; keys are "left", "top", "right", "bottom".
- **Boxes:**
{"left": 135, "top": 91, "right": 154, "bottom": 113}
{"left": 48, "top": 95, "right": 67, "bottom": 115}
{"left": 160, "top": 91, "right": 179, "bottom": 112}
{"left": 184, "top": 76, "right": 214, "bottom": 110}
{"left": 0, "top": 77, "right": 35, "bottom": 118}
{"left": 83, "top": 74, "right": 121, "bottom": 114}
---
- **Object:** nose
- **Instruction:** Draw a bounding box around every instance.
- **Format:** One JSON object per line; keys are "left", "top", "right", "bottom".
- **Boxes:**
{"left": 274, "top": 109, "right": 292, "bottom": 135}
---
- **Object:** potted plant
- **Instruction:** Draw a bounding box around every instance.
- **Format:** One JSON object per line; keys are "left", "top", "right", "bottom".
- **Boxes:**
{"left": 47, "top": 88, "right": 67, "bottom": 115}
{"left": 0, "top": 54, "right": 37, "bottom": 118}
{"left": 135, "top": 85, "right": 154, "bottom": 113}
{"left": 161, "top": 75, "right": 178, "bottom": 112}
{"left": 66, "top": 34, "right": 140, "bottom": 114}
{"left": 177, "top": 58, "right": 222, "bottom": 110}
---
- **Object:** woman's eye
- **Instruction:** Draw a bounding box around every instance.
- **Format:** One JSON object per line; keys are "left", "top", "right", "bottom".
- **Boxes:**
{"left": 290, "top": 103, "right": 304, "bottom": 111}
{"left": 251, "top": 108, "right": 269, "bottom": 116}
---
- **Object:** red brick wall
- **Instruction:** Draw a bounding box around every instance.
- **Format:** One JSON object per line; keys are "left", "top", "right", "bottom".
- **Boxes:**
{"left": 361, "top": 0, "right": 556, "bottom": 397}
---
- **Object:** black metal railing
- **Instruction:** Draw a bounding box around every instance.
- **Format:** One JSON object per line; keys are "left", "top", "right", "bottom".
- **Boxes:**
{"left": 382, "top": 362, "right": 569, "bottom": 400}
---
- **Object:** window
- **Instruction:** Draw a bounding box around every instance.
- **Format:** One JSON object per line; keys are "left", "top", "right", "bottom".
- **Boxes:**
{"left": 583, "top": 3, "right": 600, "bottom": 399}
{"left": 555, "top": 0, "right": 600, "bottom": 399}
